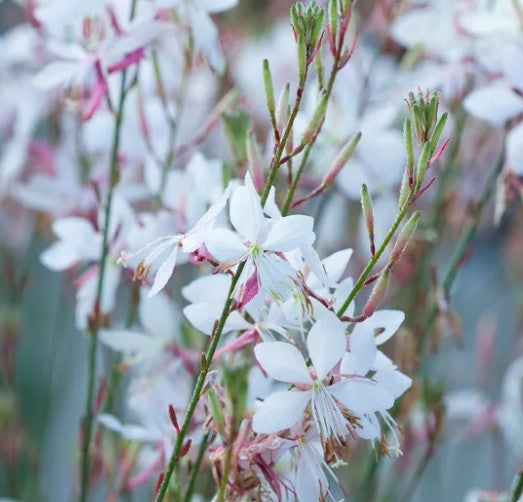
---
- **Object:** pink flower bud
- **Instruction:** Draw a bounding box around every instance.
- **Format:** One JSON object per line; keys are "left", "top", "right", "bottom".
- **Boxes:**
{"left": 322, "top": 132, "right": 361, "bottom": 187}
{"left": 362, "top": 269, "right": 389, "bottom": 318}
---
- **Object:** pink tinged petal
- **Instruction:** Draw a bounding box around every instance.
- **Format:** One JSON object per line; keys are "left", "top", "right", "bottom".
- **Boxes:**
{"left": 213, "top": 328, "right": 259, "bottom": 361}
{"left": 262, "top": 215, "right": 315, "bottom": 252}
{"left": 148, "top": 246, "right": 178, "bottom": 297}
{"left": 229, "top": 173, "right": 264, "bottom": 242}
{"left": 205, "top": 228, "right": 247, "bottom": 262}
{"left": 463, "top": 83, "right": 523, "bottom": 127}
{"left": 236, "top": 268, "right": 260, "bottom": 309}
{"left": 107, "top": 47, "right": 145, "bottom": 73}
{"left": 254, "top": 342, "right": 312, "bottom": 384}
{"left": 82, "top": 61, "right": 108, "bottom": 121}
{"left": 373, "top": 369, "right": 412, "bottom": 400}
{"left": 329, "top": 378, "right": 394, "bottom": 414}
{"left": 252, "top": 390, "right": 310, "bottom": 434}
{"left": 348, "top": 330, "right": 377, "bottom": 376}
{"left": 307, "top": 311, "right": 346, "bottom": 381}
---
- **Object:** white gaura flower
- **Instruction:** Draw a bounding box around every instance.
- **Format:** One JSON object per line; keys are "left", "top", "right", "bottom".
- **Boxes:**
{"left": 40, "top": 217, "right": 102, "bottom": 271}
{"left": 341, "top": 310, "right": 412, "bottom": 452}
{"left": 118, "top": 182, "right": 232, "bottom": 297}
{"left": 205, "top": 173, "right": 316, "bottom": 305}
{"left": 155, "top": 0, "right": 238, "bottom": 72}
{"left": 252, "top": 311, "right": 393, "bottom": 442}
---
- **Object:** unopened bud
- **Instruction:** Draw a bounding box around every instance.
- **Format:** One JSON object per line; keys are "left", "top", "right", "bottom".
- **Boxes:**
{"left": 322, "top": 131, "right": 361, "bottom": 186}
{"left": 200, "top": 353, "right": 207, "bottom": 373}
{"left": 207, "top": 388, "right": 225, "bottom": 435}
{"left": 276, "top": 83, "right": 290, "bottom": 133}
{"left": 302, "top": 90, "right": 328, "bottom": 144}
{"left": 429, "top": 112, "right": 448, "bottom": 156}
{"left": 415, "top": 141, "right": 432, "bottom": 191}
{"left": 178, "top": 439, "right": 192, "bottom": 459}
{"left": 328, "top": 0, "right": 338, "bottom": 41}
{"left": 360, "top": 184, "right": 375, "bottom": 256}
{"left": 389, "top": 211, "right": 420, "bottom": 265}
{"left": 404, "top": 118, "right": 414, "bottom": 176}
{"left": 168, "top": 404, "right": 180, "bottom": 433}
{"left": 398, "top": 169, "right": 410, "bottom": 209}
{"left": 262, "top": 59, "right": 275, "bottom": 118}
{"left": 297, "top": 32, "right": 307, "bottom": 80}
{"left": 362, "top": 269, "right": 390, "bottom": 318}
{"left": 246, "top": 130, "right": 264, "bottom": 191}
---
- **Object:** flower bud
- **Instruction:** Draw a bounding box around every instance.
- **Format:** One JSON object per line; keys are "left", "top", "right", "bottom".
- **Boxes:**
{"left": 389, "top": 211, "right": 420, "bottom": 265}
{"left": 302, "top": 90, "right": 328, "bottom": 144}
{"left": 207, "top": 388, "right": 226, "bottom": 436}
{"left": 360, "top": 184, "right": 375, "bottom": 255}
{"left": 415, "top": 141, "right": 432, "bottom": 191}
{"left": 297, "top": 32, "right": 307, "bottom": 81}
{"left": 429, "top": 112, "right": 448, "bottom": 156}
{"left": 404, "top": 118, "right": 414, "bottom": 176}
{"left": 262, "top": 59, "right": 275, "bottom": 118}
{"left": 328, "top": 0, "right": 338, "bottom": 42}
{"left": 398, "top": 169, "right": 410, "bottom": 209}
{"left": 246, "top": 130, "right": 264, "bottom": 191}
{"left": 362, "top": 269, "right": 390, "bottom": 318}
{"left": 321, "top": 131, "right": 361, "bottom": 186}
{"left": 276, "top": 83, "right": 290, "bottom": 134}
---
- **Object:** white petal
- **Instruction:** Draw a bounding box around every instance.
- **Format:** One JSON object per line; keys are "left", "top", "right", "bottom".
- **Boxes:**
{"left": 329, "top": 378, "right": 393, "bottom": 414}
{"left": 229, "top": 173, "right": 263, "bottom": 242}
{"left": 464, "top": 83, "right": 523, "bottom": 127}
{"left": 205, "top": 228, "right": 247, "bottom": 262}
{"left": 254, "top": 342, "right": 311, "bottom": 383}
{"left": 322, "top": 248, "right": 353, "bottom": 284}
{"left": 183, "top": 303, "right": 250, "bottom": 335}
{"left": 252, "top": 390, "right": 310, "bottom": 433}
{"left": 373, "top": 369, "right": 412, "bottom": 400}
{"left": 181, "top": 274, "right": 231, "bottom": 304}
{"left": 200, "top": 0, "right": 238, "bottom": 13}
{"left": 99, "top": 329, "right": 155, "bottom": 353}
{"left": 350, "top": 310, "right": 405, "bottom": 345}
{"left": 40, "top": 241, "right": 78, "bottom": 271}
{"left": 262, "top": 215, "right": 314, "bottom": 252}
{"left": 348, "top": 329, "right": 376, "bottom": 376}
{"left": 307, "top": 311, "right": 346, "bottom": 381}
{"left": 507, "top": 121, "right": 523, "bottom": 175}
{"left": 139, "top": 290, "right": 180, "bottom": 341}
{"left": 148, "top": 246, "right": 178, "bottom": 297}
{"left": 356, "top": 413, "right": 381, "bottom": 440}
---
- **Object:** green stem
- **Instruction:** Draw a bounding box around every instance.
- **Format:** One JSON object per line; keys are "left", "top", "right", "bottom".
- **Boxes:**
{"left": 511, "top": 467, "right": 523, "bottom": 502}
{"left": 281, "top": 28, "right": 344, "bottom": 216}
{"left": 79, "top": 3, "right": 137, "bottom": 498}
{"left": 336, "top": 202, "right": 411, "bottom": 317}
{"left": 154, "top": 261, "right": 245, "bottom": 502}
{"left": 182, "top": 432, "right": 210, "bottom": 502}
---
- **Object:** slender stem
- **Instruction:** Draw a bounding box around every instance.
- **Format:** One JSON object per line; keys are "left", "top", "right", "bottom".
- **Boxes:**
{"left": 154, "top": 261, "right": 245, "bottom": 501}
{"left": 336, "top": 202, "right": 410, "bottom": 317}
{"left": 511, "top": 467, "right": 523, "bottom": 502}
{"left": 80, "top": 73, "right": 128, "bottom": 502}
{"left": 419, "top": 154, "right": 504, "bottom": 353}
{"left": 282, "top": 29, "right": 344, "bottom": 216}
{"left": 182, "top": 432, "right": 210, "bottom": 502}
{"left": 217, "top": 441, "right": 233, "bottom": 502}
{"left": 79, "top": 4, "right": 137, "bottom": 498}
